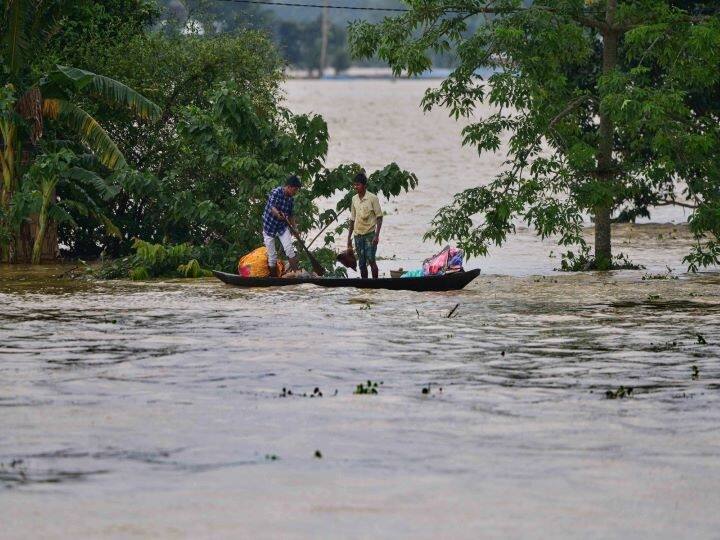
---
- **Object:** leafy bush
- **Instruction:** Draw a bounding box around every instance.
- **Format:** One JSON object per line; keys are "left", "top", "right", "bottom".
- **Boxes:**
{"left": 93, "top": 239, "right": 213, "bottom": 280}
{"left": 4, "top": 4, "right": 417, "bottom": 273}
{"left": 558, "top": 245, "right": 644, "bottom": 272}
{"left": 57, "top": 30, "right": 418, "bottom": 277}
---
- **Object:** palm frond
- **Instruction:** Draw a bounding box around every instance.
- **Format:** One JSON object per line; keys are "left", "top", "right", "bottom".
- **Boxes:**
{"left": 67, "top": 167, "right": 120, "bottom": 200}
{"left": 97, "top": 214, "right": 121, "bottom": 238}
{"left": 52, "top": 66, "right": 161, "bottom": 121}
{"left": 58, "top": 199, "right": 89, "bottom": 218}
{"left": 57, "top": 187, "right": 121, "bottom": 238}
{"left": 48, "top": 204, "right": 78, "bottom": 227}
{"left": 31, "top": 0, "right": 66, "bottom": 43}
{"left": 5, "top": 0, "right": 30, "bottom": 76}
{"left": 42, "top": 98, "right": 127, "bottom": 169}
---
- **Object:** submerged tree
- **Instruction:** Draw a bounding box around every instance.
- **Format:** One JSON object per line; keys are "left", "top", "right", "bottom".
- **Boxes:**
{"left": 0, "top": 0, "right": 160, "bottom": 263}
{"left": 350, "top": 0, "right": 720, "bottom": 270}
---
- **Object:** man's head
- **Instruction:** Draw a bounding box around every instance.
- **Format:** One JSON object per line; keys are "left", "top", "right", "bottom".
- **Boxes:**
{"left": 283, "top": 175, "right": 301, "bottom": 197}
{"left": 352, "top": 172, "right": 367, "bottom": 195}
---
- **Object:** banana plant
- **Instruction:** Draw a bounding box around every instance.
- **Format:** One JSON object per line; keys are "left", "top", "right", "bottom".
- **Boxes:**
{"left": 23, "top": 148, "right": 122, "bottom": 264}
{"left": 1, "top": 1, "right": 160, "bottom": 262}
{"left": 0, "top": 66, "right": 160, "bottom": 262}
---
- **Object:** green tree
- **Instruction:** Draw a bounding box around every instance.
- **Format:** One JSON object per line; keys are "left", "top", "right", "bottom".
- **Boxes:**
{"left": 43, "top": 14, "right": 418, "bottom": 273}
{"left": 0, "top": 0, "right": 160, "bottom": 263}
{"left": 85, "top": 80, "right": 418, "bottom": 277}
{"left": 350, "top": 0, "right": 720, "bottom": 270}
{"left": 21, "top": 147, "right": 121, "bottom": 264}
{"left": 0, "top": 65, "right": 159, "bottom": 263}
{"left": 53, "top": 28, "right": 285, "bottom": 259}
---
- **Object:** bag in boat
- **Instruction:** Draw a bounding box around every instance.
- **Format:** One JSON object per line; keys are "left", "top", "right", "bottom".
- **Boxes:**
{"left": 336, "top": 248, "right": 357, "bottom": 271}
{"left": 400, "top": 269, "right": 423, "bottom": 278}
{"left": 422, "top": 246, "right": 464, "bottom": 276}
{"left": 237, "top": 247, "right": 285, "bottom": 277}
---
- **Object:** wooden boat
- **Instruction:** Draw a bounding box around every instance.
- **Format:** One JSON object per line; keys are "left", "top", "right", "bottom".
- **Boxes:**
{"left": 212, "top": 268, "right": 480, "bottom": 292}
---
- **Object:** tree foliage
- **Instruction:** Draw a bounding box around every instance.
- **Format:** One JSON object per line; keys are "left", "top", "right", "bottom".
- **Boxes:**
{"left": 350, "top": 0, "right": 720, "bottom": 270}
{"left": 0, "top": 0, "right": 161, "bottom": 263}
{"left": 1, "top": 1, "right": 419, "bottom": 274}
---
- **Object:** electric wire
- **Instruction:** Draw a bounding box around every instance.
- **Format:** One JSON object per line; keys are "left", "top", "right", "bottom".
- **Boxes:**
{"left": 210, "top": 0, "right": 411, "bottom": 12}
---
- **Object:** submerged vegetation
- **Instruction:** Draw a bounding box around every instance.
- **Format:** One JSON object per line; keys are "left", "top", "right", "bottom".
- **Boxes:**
{"left": 559, "top": 246, "right": 644, "bottom": 271}
{"left": 642, "top": 267, "right": 679, "bottom": 280}
{"left": 354, "top": 380, "right": 382, "bottom": 395}
{"left": 350, "top": 0, "right": 720, "bottom": 271}
{"left": 605, "top": 386, "right": 634, "bottom": 399}
{"left": 3, "top": 1, "right": 719, "bottom": 276}
{"left": 0, "top": 0, "right": 417, "bottom": 277}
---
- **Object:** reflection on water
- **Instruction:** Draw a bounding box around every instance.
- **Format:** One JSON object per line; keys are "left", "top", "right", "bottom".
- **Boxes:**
{"left": 3, "top": 80, "right": 720, "bottom": 538}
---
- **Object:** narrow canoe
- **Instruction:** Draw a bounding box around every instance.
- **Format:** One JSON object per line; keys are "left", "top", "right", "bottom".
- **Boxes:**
{"left": 212, "top": 268, "right": 480, "bottom": 292}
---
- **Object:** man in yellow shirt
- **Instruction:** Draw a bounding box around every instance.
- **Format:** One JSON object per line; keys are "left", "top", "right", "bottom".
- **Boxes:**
{"left": 346, "top": 172, "right": 383, "bottom": 279}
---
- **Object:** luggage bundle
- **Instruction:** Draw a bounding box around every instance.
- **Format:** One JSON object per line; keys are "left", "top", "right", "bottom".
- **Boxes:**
{"left": 237, "top": 247, "right": 285, "bottom": 277}
{"left": 397, "top": 246, "right": 464, "bottom": 278}
{"left": 422, "top": 246, "right": 464, "bottom": 276}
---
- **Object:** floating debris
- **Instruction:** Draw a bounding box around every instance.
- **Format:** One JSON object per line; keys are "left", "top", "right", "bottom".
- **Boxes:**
{"left": 280, "top": 387, "right": 336, "bottom": 398}
{"left": 605, "top": 386, "right": 634, "bottom": 399}
{"left": 642, "top": 267, "right": 678, "bottom": 280}
{"left": 420, "top": 384, "right": 442, "bottom": 396}
{"left": 354, "top": 380, "right": 382, "bottom": 395}
{"left": 314, "top": 450, "right": 322, "bottom": 459}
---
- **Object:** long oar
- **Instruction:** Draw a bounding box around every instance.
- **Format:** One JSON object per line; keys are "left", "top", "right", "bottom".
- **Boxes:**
{"left": 284, "top": 219, "right": 326, "bottom": 276}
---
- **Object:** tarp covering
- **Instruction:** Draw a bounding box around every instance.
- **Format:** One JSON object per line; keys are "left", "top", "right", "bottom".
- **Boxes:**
{"left": 238, "top": 247, "right": 284, "bottom": 277}
{"left": 422, "top": 246, "right": 464, "bottom": 276}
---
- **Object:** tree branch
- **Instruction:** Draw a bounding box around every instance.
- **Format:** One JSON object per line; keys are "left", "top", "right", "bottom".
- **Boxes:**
{"left": 306, "top": 206, "right": 348, "bottom": 249}
{"left": 655, "top": 199, "right": 698, "bottom": 210}
{"left": 548, "top": 94, "right": 596, "bottom": 130}
{"left": 441, "top": 2, "right": 608, "bottom": 32}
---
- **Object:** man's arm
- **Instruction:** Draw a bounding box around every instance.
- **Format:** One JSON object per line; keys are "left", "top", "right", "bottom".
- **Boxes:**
{"left": 372, "top": 196, "right": 383, "bottom": 246}
{"left": 271, "top": 206, "right": 286, "bottom": 221}
{"left": 373, "top": 216, "right": 383, "bottom": 246}
{"left": 268, "top": 190, "right": 287, "bottom": 221}
{"left": 348, "top": 198, "right": 356, "bottom": 249}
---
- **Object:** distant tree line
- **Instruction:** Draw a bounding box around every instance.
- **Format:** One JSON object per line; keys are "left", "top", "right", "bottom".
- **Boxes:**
{"left": 157, "top": 0, "right": 459, "bottom": 75}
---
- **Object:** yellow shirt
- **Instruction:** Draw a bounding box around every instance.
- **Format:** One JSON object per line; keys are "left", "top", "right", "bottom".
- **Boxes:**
{"left": 350, "top": 191, "right": 382, "bottom": 235}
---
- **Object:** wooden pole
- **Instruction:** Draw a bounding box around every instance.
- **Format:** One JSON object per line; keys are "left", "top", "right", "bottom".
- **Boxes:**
{"left": 319, "top": 0, "right": 329, "bottom": 78}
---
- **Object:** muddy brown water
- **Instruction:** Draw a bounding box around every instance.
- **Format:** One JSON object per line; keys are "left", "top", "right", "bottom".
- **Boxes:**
{"left": 2, "top": 80, "right": 720, "bottom": 539}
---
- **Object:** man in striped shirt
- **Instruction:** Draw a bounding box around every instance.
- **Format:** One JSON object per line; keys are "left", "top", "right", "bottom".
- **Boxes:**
{"left": 262, "top": 175, "right": 301, "bottom": 277}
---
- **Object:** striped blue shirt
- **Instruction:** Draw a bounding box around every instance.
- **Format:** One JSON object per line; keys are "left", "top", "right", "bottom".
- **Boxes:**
{"left": 262, "top": 186, "right": 294, "bottom": 235}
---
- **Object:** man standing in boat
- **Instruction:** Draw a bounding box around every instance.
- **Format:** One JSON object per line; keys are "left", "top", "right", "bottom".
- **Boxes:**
{"left": 263, "top": 175, "right": 301, "bottom": 277}
{"left": 347, "top": 172, "right": 383, "bottom": 279}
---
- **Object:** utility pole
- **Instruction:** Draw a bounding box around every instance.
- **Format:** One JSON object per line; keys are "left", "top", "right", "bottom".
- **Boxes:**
{"left": 319, "top": 0, "right": 329, "bottom": 78}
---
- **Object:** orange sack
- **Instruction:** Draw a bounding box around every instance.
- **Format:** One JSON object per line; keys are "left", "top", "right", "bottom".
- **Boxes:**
{"left": 237, "top": 247, "right": 285, "bottom": 277}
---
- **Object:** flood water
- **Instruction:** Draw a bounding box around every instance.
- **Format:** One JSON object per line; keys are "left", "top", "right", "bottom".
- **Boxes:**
{"left": 2, "top": 80, "right": 720, "bottom": 539}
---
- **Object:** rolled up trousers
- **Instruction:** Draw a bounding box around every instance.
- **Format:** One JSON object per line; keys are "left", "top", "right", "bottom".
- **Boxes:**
{"left": 263, "top": 228, "right": 296, "bottom": 266}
